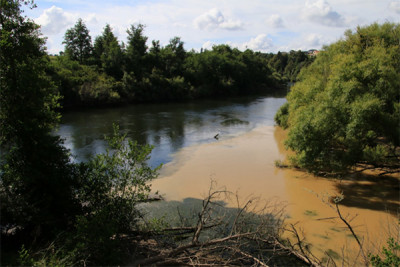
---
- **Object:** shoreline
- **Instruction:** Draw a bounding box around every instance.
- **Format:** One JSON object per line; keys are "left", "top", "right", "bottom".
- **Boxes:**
{"left": 151, "top": 125, "right": 399, "bottom": 265}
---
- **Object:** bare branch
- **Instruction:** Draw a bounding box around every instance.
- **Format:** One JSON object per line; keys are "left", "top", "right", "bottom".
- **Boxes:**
{"left": 334, "top": 203, "right": 368, "bottom": 266}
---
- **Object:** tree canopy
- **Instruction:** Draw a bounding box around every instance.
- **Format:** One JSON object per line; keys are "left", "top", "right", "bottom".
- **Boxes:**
{"left": 1, "top": 3, "right": 160, "bottom": 265}
{"left": 52, "top": 22, "right": 287, "bottom": 107}
{"left": 275, "top": 22, "right": 400, "bottom": 174}
{"left": 0, "top": 0, "right": 81, "bottom": 242}
{"left": 63, "top": 18, "right": 93, "bottom": 64}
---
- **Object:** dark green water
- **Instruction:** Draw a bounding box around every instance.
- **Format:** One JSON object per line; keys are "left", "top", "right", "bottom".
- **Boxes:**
{"left": 58, "top": 95, "right": 286, "bottom": 167}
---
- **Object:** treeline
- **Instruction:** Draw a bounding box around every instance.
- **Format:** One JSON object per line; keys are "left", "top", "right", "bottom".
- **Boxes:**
{"left": 262, "top": 50, "right": 315, "bottom": 83}
{"left": 0, "top": 3, "right": 313, "bottom": 265}
{"left": 275, "top": 22, "right": 400, "bottom": 174}
{"left": 48, "top": 19, "right": 313, "bottom": 108}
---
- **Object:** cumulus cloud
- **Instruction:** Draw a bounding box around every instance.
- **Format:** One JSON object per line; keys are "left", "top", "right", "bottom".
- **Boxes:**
{"left": 194, "top": 8, "right": 244, "bottom": 31}
{"left": 305, "top": 33, "right": 325, "bottom": 47}
{"left": 242, "top": 34, "right": 274, "bottom": 52}
{"left": 202, "top": 41, "right": 214, "bottom": 50}
{"left": 303, "top": 0, "right": 346, "bottom": 27}
{"left": 36, "top": 6, "right": 73, "bottom": 35}
{"left": 389, "top": 1, "right": 400, "bottom": 14}
{"left": 267, "top": 14, "right": 285, "bottom": 28}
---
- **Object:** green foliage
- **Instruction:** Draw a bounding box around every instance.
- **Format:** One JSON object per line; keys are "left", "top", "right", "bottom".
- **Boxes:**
{"left": 185, "top": 45, "right": 275, "bottom": 98}
{"left": 51, "top": 23, "right": 288, "bottom": 106}
{"left": 369, "top": 238, "right": 400, "bottom": 267}
{"left": 265, "top": 50, "right": 314, "bottom": 83}
{"left": 125, "top": 23, "right": 148, "bottom": 80}
{"left": 72, "top": 124, "right": 161, "bottom": 264}
{"left": 280, "top": 23, "right": 400, "bottom": 173}
{"left": 49, "top": 55, "right": 122, "bottom": 107}
{"left": 1, "top": 4, "right": 161, "bottom": 265}
{"left": 18, "top": 243, "right": 76, "bottom": 267}
{"left": 0, "top": 0, "right": 81, "bottom": 240}
{"left": 274, "top": 102, "right": 289, "bottom": 129}
{"left": 93, "top": 24, "right": 123, "bottom": 80}
{"left": 2, "top": 123, "right": 161, "bottom": 265}
{"left": 18, "top": 245, "right": 36, "bottom": 266}
{"left": 63, "top": 19, "right": 93, "bottom": 64}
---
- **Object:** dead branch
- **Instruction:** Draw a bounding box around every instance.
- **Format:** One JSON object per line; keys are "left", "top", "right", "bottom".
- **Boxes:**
{"left": 270, "top": 238, "right": 323, "bottom": 267}
{"left": 334, "top": 203, "right": 368, "bottom": 266}
{"left": 134, "top": 232, "right": 256, "bottom": 266}
{"left": 225, "top": 246, "right": 270, "bottom": 267}
{"left": 135, "top": 181, "right": 315, "bottom": 266}
{"left": 193, "top": 185, "right": 229, "bottom": 244}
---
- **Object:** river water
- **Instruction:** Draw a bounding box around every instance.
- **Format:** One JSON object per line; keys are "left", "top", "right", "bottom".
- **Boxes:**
{"left": 59, "top": 95, "right": 399, "bottom": 265}
{"left": 59, "top": 95, "right": 286, "bottom": 166}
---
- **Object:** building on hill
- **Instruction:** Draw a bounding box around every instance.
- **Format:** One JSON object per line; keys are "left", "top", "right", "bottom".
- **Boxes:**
{"left": 307, "top": 49, "right": 320, "bottom": 56}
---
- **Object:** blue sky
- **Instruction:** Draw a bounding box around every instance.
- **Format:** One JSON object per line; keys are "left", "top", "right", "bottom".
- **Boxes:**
{"left": 25, "top": 0, "right": 400, "bottom": 54}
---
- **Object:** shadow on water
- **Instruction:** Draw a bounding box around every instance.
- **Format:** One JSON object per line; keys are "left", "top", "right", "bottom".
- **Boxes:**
{"left": 139, "top": 196, "right": 283, "bottom": 242}
{"left": 138, "top": 195, "right": 307, "bottom": 266}
{"left": 335, "top": 173, "right": 400, "bottom": 215}
{"left": 58, "top": 95, "right": 287, "bottom": 167}
{"left": 273, "top": 126, "right": 400, "bottom": 215}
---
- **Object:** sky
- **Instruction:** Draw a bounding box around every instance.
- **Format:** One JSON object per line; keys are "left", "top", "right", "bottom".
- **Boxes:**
{"left": 24, "top": 0, "right": 400, "bottom": 55}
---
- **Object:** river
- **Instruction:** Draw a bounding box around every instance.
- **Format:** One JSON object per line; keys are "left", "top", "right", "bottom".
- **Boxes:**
{"left": 59, "top": 95, "right": 399, "bottom": 265}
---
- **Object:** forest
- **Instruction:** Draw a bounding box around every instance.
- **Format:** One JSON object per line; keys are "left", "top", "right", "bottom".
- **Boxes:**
{"left": 50, "top": 19, "right": 313, "bottom": 108}
{"left": 1, "top": 0, "right": 399, "bottom": 266}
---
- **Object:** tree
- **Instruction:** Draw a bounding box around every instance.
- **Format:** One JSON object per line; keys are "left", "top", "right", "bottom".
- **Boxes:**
{"left": 93, "top": 24, "right": 123, "bottom": 80}
{"left": 125, "top": 23, "right": 148, "bottom": 79}
{"left": 63, "top": 18, "right": 93, "bottom": 64}
{"left": 72, "top": 125, "right": 160, "bottom": 264}
{"left": 163, "top": 36, "right": 186, "bottom": 77}
{"left": 0, "top": 0, "right": 81, "bottom": 242}
{"left": 275, "top": 23, "right": 400, "bottom": 173}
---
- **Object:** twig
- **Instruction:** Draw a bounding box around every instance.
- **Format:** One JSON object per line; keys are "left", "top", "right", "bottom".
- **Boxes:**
{"left": 334, "top": 203, "right": 368, "bottom": 266}
{"left": 226, "top": 247, "right": 269, "bottom": 267}
{"left": 271, "top": 238, "right": 323, "bottom": 267}
{"left": 134, "top": 232, "right": 256, "bottom": 266}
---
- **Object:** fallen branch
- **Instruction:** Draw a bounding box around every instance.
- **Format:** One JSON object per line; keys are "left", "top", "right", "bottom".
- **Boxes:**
{"left": 134, "top": 232, "right": 256, "bottom": 266}
{"left": 271, "top": 238, "right": 323, "bottom": 267}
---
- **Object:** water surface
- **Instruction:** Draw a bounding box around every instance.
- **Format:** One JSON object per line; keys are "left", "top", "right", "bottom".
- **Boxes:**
{"left": 58, "top": 95, "right": 399, "bottom": 265}
{"left": 59, "top": 95, "right": 286, "bottom": 166}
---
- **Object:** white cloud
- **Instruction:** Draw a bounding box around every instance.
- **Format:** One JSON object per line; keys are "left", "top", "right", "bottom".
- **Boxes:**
{"left": 305, "top": 33, "right": 325, "bottom": 47}
{"left": 303, "top": 0, "right": 346, "bottom": 27}
{"left": 267, "top": 14, "right": 285, "bottom": 28}
{"left": 28, "top": 0, "right": 396, "bottom": 55}
{"left": 36, "top": 6, "right": 73, "bottom": 35}
{"left": 241, "top": 34, "right": 274, "bottom": 52}
{"left": 389, "top": 1, "right": 400, "bottom": 14}
{"left": 86, "top": 13, "right": 98, "bottom": 25}
{"left": 201, "top": 41, "right": 214, "bottom": 50}
{"left": 194, "top": 8, "right": 244, "bottom": 31}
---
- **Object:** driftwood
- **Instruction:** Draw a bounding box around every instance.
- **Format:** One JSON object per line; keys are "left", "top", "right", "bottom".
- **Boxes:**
{"left": 132, "top": 181, "right": 324, "bottom": 266}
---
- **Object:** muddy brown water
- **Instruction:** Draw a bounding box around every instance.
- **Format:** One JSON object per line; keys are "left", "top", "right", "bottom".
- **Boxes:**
{"left": 152, "top": 126, "right": 399, "bottom": 265}
{"left": 59, "top": 95, "right": 399, "bottom": 265}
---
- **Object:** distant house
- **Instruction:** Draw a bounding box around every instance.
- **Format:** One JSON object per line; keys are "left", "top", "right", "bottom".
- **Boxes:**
{"left": 307, "top": 49, "right": 320, "bottom": 56}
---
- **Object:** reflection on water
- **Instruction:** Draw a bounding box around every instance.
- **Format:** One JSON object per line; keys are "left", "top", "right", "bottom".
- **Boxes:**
{"left": 58, "top": 95, "right": 286, "bottom": 167}
{"left": 58, "top": 95, "right": 399, "bottom": 265}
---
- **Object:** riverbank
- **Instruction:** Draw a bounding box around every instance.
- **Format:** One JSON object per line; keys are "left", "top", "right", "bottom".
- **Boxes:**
{"left": 151, "top": 125, "right": 399, "bottom": 265}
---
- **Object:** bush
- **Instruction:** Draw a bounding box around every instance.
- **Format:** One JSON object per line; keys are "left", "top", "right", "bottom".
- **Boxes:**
{"left": 72, "top": 124, "right": 161, "bottom": 264}
{"left": 274, "top": 102, "right": 289, "bottom": 129}
{"left": 369, "top": 238, "right": 400, "bottom": 267}
{"left": 280, "top": 23, "right": 400, "bottom": 173}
